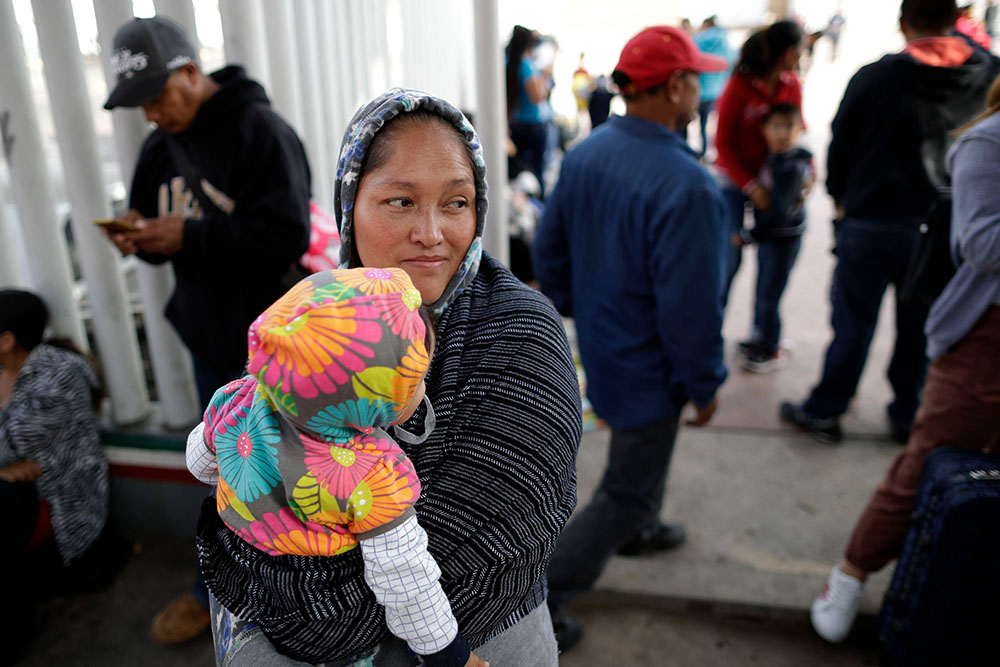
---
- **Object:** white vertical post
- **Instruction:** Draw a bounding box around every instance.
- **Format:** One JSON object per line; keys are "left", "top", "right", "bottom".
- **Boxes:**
{"left": 261, "top": 0, "right": 303, "bottom": 132}
{"left": 346, "top": 1, "right": 369, "bottom": 102}
{"left": 314, "top": 0, "right": 343, "bottom": 164}
{"left": 332, "top": 0, "right": 359, "bottom": 125}
{"left": 0, "top": 186, "right": 23, "bottom": 288}
{"left": 94, "top": 0, "right": 199, "bottom": 428}
{"left": 218, "top": 0, "right": 270, "bottom": 91}
{"left": 293, "top": 0, "right": 331, "bottom": 209}
{"left": 0, "top": 0, "right": 86, "bottom": 346}
{"left": 31, "top": 0, "right": 151, "bottom": 423}
{"left": 152, "top": 0, "right": 198, "bottom": 46}
{"left": 473, "top": 0, "right": 509, "bottom": 264}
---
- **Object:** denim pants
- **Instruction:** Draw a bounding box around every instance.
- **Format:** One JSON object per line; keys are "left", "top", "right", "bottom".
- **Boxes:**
{"left": 752, "top": 237, "right": 802, "bottom": 354}
{"left": 802, "top": 218, "right": 928, "bottom": 427}
{"left": 696, "top": 98, "right": 715, "bottom": 157}
{"left": 509, "top": 121, "right": 549, "bottom": 199}
{"left": 720, "top": 186, "right": 750, "bottom": 307}
{"left": 547, "top": 413, "right": 680, "bottom": 613}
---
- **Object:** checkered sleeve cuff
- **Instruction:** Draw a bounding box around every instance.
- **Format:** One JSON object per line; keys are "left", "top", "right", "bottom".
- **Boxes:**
{"left": 185, "top": 422, "right": 218, "bottom": 485}
{"left": 360, "top": 515, "right": 465, "bottom": 661}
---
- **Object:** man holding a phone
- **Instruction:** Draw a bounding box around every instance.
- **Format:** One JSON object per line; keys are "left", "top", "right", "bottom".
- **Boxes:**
{"left": 101, "top": 15, "right": 310, "bottom": 645}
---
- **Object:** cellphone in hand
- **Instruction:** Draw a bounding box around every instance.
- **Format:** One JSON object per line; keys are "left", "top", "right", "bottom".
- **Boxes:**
{"left": 94, "top": 218, "right": 138, "bottom": 233}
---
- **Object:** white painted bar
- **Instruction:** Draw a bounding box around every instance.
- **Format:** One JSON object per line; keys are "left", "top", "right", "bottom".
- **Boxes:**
{"left": 93, "top": 0, "right": 199, "bottom": 428}
{"left": 261, "top": 0, "right": 303, "bottom": 132}
{"left": 31, "top": 0, "right": 150, "bottom": 423}
{"left": 473, "top": 0, "right": 509, "bottom": 264}
{"left": 151, "top": 0, "right": 198, "bottom": 46}
{"left": 0, "top": 0, "right": 86, "bottom": 345}
{"left": 292, "top": 0, "right": 332, "bottom": 210}
{"left": 218, "top": 0, "right": 271, "bottom": 91}
{"left": 313, "top": 0, "right": 343, "bottom": 167}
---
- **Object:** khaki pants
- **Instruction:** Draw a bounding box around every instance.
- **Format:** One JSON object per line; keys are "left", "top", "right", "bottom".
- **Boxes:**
{"left": 844, "top": 306, "right": 1000, "bottom": 573}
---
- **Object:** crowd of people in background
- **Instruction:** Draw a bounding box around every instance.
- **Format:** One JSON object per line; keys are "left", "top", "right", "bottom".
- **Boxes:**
{"left": 3, "top": 0, "right": 1000, "bottom": 665}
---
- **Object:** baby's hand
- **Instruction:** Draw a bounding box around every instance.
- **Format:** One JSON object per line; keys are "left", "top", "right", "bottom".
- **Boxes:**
{"left": 465, "top": 652, "right": 489, "bottom": 667}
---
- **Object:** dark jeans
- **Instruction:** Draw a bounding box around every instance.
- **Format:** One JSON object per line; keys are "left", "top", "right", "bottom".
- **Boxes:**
{"left": 752, "top": 238, "right": 802, "bottom": 354}
{"left": 721, "top": 186, "right": 750, "bottom": 307}
{"left": 191, "top": 355, "right": 246, "bottom": 609}
{"left": 1, "top": 481, "right": 39, "bottom": 663}
{"left": 697, "top": 98, "right": 715, "bottom": 157}
{"left": 509, "top": 121, "right": 549, "bottom": 199}
{"left": 802, "top": 218, "right": 928, "bottom": 427}
{"left": 547, "top": 414, "right": 680, "bottom": 614}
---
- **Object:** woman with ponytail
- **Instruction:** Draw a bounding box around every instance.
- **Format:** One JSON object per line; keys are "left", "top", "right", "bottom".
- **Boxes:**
{"left": 505, "top": 25, "right": 554, "bottom": 199}
{"left": 714, "top": 20, "right": 804, "bottom": 304}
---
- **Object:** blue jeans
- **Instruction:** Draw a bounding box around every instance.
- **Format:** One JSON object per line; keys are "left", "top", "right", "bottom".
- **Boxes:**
{"left": 752, "top": 238, "right": 802, "bottom": 354}
{"left": 721, "top": 186, "right": 750, "bottom": 307}
{"left": 509, "top": 121, "right": 549, "bottom": 200}
{"left": 802, "top": 218, "right": 928, "bottom": 427}
{"left": 547, "top": 413, "right": 680, "bottom": 613}
{"left": 697, "top": 98, "right": 715, "bottom": 157}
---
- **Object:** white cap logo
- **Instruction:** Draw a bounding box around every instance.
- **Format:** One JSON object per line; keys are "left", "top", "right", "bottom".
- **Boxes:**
{"left": 111, "top": 48, "right": 149, "bottom": 79}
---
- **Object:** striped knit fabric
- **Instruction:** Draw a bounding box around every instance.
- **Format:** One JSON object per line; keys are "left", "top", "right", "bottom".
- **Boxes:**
{"left": 0, "top": 344, "right": 107, "bottom": 563}
{"left": 197, "top": 253, "right": 581, "bottom": 661}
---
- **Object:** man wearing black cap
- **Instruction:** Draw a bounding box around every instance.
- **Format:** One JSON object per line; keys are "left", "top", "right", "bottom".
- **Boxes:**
{"left": 533, "top": 25, "right": 729, "bottom": 651}
{"left": 102, "top": 15, "right": 311, "bottom": 644}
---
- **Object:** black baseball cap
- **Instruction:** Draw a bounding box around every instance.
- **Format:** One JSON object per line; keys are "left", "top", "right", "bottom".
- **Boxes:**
{"left": 103, "top": 16, "right": 197, "bottom": 110}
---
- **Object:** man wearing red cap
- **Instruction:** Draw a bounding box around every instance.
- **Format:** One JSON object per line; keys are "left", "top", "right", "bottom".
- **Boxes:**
{"left": 534, "top": 25, "right": 729, "bottom": 651}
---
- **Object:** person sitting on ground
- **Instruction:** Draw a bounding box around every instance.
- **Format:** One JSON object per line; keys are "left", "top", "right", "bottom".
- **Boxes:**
{"left": 733, "top": 103, "right": 814, "bottom": 373}
{"left": 810, "top": 72, "right": 1000, "bottom": 645}
{"left": 0, "top": 289, "right": 110, "bottom": 663}
{"left": 190, "top": 268, "right": 486, "bottom": 666}
{"left": 189, "top": 89, "right": 580, "bottom": 667}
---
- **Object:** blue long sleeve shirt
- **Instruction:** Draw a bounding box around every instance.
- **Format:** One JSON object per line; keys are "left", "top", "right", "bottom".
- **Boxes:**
{"left": 533, "top": 114, "right": 728, "bottom": 429}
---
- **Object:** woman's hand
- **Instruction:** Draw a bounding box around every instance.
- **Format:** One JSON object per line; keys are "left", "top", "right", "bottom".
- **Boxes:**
{"left": 0, "top": 458, "right": 43, "bottom": 483}
{"left": 465, "top": 652, "right": 490, "bottom": 667}
{"left": 749, "top": 185, "right": 771, "bottom": 211}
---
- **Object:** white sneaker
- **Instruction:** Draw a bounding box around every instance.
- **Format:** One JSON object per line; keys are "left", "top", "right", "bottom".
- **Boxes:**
{"left": 811, "top": 566, "right": 864, "bottom": 643}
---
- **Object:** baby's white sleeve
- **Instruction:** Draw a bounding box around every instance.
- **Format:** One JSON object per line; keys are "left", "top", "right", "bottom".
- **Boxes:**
{"left": 185, "top": 422, "right": 218, "bottom": 485}
{"left": 360, "top": 514, "right": 459, "bottom": 656}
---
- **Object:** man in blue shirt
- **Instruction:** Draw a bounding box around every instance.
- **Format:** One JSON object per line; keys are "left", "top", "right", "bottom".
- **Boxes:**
{"left": 534, "top": 25, "right": 729, "bottom": 651}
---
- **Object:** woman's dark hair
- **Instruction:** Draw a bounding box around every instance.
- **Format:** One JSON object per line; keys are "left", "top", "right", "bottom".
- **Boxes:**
{"left": 901, "top": 0, "right": 958, "bottom": 33}
{"left": 735, "top": 20, "right": 803, "bottom": 78}
{"left": 0, "top": 289, "right": 48, "bottom": 351}
{"left": 505, "top": 25, "right": 536, "bottom": 116}
{"left": 418, "top": 305, "right": 437, "bottom": 357}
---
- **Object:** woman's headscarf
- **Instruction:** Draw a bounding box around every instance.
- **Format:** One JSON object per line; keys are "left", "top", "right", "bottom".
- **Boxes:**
{"left": 334, "top": 88, "right": 488, "bottom": 316}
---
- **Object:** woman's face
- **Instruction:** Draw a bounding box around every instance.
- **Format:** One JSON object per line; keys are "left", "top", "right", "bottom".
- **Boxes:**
{"left": 353, "top": 121, "right": 477, "bottom": 304}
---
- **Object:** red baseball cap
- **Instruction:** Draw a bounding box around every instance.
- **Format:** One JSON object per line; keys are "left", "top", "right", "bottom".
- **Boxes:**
{"left": 614, "top": 25, "right": 728, "bottom": 94}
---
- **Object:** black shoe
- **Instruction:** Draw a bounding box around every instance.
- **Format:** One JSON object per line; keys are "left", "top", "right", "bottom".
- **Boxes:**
{"left": 780, "top": 402, "right": 843, "bottom": 444}
{"left": 737, "top": 339, "right": 759, "bottom": 358}
{"left": 552, "top": 613, "right": 583, "bottom": 653}
{"left": 616, "top": 521, "right": 687, "bottom": 556}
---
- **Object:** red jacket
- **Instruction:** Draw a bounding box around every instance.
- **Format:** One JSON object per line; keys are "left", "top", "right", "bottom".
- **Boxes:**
{"left": 714, "top": 71, "right": 803, "bottom": 191}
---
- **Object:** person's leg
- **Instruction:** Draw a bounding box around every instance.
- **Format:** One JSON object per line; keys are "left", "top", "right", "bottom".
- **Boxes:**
{"left": 697, "top": 98, "right": 714, "bottom": 158}
{"left": 812, "top": 309, "right": 1000, "bottom": 643}
{"left": 720, "top": 187, "right": 748, "bottom": 308}
{"left": 801, "top": 221, "right": 893, "bottom": 419}
{"left": 886, "top": 227, "right": 928, "bottom": 438}
{"left": 752, "top": 239, "right": 798, "bottom": 355}
{"left": 546, "top": 414, "right": 680, "bottom": 614}
{"left": 0, "top": 481, "right": 39, "bottom": 665}
{"left": 475, "top": 602, "right": 558, "bottom": 667}
{"left": 845, "top": 308, "right": 1000, "bottom": 573}
{"left": 509, "top": 122, "right": 548, "bottom": 200}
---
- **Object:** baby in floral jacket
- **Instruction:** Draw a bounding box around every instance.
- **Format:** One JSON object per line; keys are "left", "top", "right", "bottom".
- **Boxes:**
{"left": 186, "top": 267, "right": 481, "bottom": 667}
